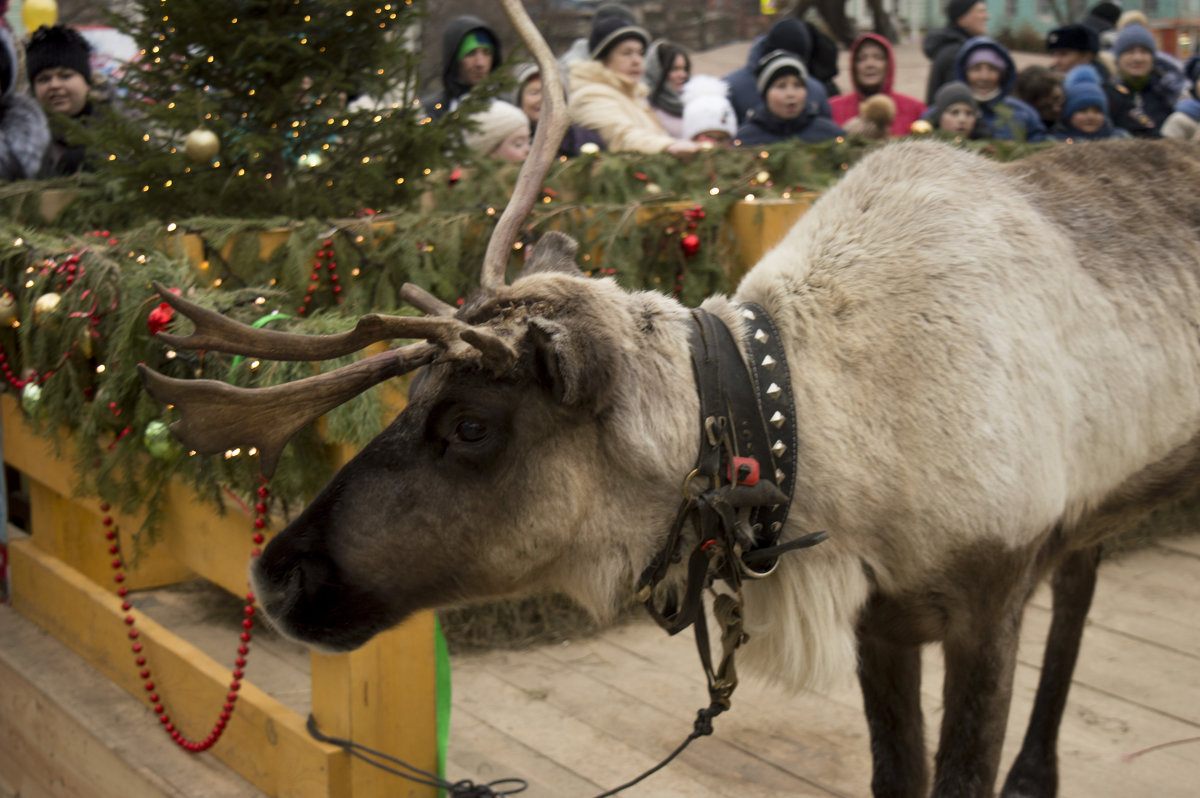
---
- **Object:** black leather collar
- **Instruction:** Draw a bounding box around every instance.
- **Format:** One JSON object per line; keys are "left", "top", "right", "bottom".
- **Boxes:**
{"left": 637, "top": 304, "right": 825, "bottom": 634}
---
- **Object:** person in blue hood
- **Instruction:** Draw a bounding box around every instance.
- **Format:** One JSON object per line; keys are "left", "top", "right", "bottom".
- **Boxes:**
{"left": 723, "top": 17, "right": 831, "bottom": 126}
{"left": 949, "top": 37, "right": 1046, "bottom": 142}
{"left": 1161, "top": 55, "right": 1200, "bottom": 141}
{"left": 734, "top": 50, "right": 844, "bottom": 147}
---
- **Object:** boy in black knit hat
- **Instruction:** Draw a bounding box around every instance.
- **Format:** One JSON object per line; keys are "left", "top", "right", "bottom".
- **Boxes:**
{"left": 25, "top": 24, "right": 99, "bottom": 175}
{"left": 26, "top": 24, "right": 92, "bottom": 117}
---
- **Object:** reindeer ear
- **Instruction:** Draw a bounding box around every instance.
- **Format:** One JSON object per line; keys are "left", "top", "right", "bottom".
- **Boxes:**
{"left": 520, "top": 231, "right": 582, "bottom": 277}
{"left": 527, "top": 317, "right": 619, "bottom": 412}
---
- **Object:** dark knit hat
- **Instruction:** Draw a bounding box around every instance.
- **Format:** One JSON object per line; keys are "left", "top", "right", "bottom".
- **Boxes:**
{"left": 754, "top": 49, "right": 808, "bottom": 96}
{"left": 763, "top": 17, "right": 812, "bottom": 61}
{"left": 26, "top": 24, "right": 93, "bottom": 85}
{"left": 588, "top": 15, "right": 649, "bottom": 61}
{"left": 931, "top": 81, "right": 979, "bottom": 119}
{"left": 1114, "top": 23, "right": 1156, "bottom": 58}
{"left": 1046, "top": 23, "right": 1099, "bottom": 53}
{"left": 946, "top": 0, "right": 982, "bottom": 23}
{"left": 1086, "top": 2, "right": 1122, "bottom": 27}
{"left": 1062, "top": 81, "right": 1108, "bottom": 120}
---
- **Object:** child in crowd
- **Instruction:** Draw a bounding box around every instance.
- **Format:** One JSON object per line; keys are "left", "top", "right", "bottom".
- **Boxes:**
{"left": 511, "top": 62, "right": 605, "bottom": 158}
{"left": 680, "top": 74, "right": 737, "bottom": 146}
{"left": 644, "top": 39, "right": 689, "bottom": 138}
{"left": 1161, "top": 55, "right": 1200, "bottom": 141}
{"left": 26, "top": 24, "right": 101, "bottom": 176}
{"left": 734, "top": 50, "right": 844, "bottom": 146}
{"left": 1014, "top": 65, "right": 1064, "bottom": 130}
{"left": 928, "top": 81, "right": 981, "bottom": 138}
{"left": 951, "top": 37, "right": 1046, "bottom": 142}
{"left": 1105, "top": 23, "right": 1179, "bottom": 137}
{"left": 0, "top": 26, "right": 50, "bottom": 181}
{"left": 1051, "top": 67, "right": 1129, "bottom": 140}
{"left": 831, "top": 33, "right": 926, "bottom": 137}
{"left": 463, "top": 101, "right": 532, "bottom": 163}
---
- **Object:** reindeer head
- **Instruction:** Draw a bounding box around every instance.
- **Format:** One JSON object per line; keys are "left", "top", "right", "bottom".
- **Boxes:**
{"left": 139, "top": 2, "right": 697, "bottom": 651}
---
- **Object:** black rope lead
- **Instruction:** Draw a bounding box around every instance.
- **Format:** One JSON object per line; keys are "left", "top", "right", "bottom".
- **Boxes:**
{"left": 306, "top": 714, "right": 528, "bottom": 797}
{"left": 307, "top": 701, "right": 723, "bottom": 798}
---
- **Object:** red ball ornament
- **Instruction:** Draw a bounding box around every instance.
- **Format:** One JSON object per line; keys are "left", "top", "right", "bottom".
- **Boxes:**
{"left": 147, "top": 303, "right": 174, "bottom": 335}
{"left": 681, "top": 233, "right": 701, "bottom": 258}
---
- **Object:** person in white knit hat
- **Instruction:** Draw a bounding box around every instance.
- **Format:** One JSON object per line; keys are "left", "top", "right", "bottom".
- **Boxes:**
{"left": 463, "top": 100, "right": 531, "bottom": 162}
{"left": 680, "top": 75, "right": 737, "bottom": 146}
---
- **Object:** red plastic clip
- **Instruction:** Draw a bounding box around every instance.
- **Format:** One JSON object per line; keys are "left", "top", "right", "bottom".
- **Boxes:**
{"left": 726, "top": 456, "right": 760, "bottom": 486}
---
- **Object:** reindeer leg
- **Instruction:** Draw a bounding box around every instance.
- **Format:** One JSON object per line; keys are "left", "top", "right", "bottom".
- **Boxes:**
{"left": 1000, "top": 545, "right": 1101, "bottom": 798}
{"left": 857, "top": 619, "right": 928, "bottom": 798}
{"left": 932, "top": 595, "right": 1026, "bottom": 798}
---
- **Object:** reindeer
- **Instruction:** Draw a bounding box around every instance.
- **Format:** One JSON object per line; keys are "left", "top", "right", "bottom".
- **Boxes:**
{"left": 139, "top": 3, "right": 1200, "bottom": 796}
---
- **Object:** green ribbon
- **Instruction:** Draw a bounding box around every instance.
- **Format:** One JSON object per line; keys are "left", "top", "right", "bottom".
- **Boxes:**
{"left": 227, "top": 311, "right": 292, "bottom": 381}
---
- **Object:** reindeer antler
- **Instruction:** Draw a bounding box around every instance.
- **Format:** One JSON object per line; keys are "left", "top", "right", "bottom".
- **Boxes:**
{"left": 480, "top": 0, "right": 569, "bottom": 291}
{"left": 140, "top": 0, "right": 564, "bottom": 475}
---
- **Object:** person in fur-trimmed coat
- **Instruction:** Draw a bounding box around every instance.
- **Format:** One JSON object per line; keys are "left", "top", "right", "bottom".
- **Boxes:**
{"left": 567, "top": 16, "right": 700, "bottom": 156}
{"left": 0, "top": 27, "right": 50, "bottom": 181}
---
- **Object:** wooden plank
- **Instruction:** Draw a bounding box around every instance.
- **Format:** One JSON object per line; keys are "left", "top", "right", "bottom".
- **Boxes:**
{"left": 0, "top": 605, "right": 262, "bottom": 798}
{"left": 7, "top": 538, "right": 348, "bottom": 798}
{"left": 445, "top": 707, "right": 604, "bottom": 798}
{"left": 530, "top": 627, "right": 870, "bottom": 796}
{"left": 310, "top": 614, "right": 439, "bottom": 798}
{"left": 450, "top": 666, "right": 736, "bottom": 797}
{"left": 2, "top": 395, "right": 192, "bottom": 591}
{"left": 461, "top": 646, "right": 839, "bottom": 797}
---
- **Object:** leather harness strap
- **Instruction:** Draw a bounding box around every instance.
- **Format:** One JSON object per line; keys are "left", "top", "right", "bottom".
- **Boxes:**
{"left": 635, "top": 303, "right": 827, "bottom": 720}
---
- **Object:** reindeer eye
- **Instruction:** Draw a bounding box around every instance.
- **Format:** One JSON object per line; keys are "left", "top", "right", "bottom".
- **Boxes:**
{"left": 455, "top": 420, "right": 488, "bottom": 443}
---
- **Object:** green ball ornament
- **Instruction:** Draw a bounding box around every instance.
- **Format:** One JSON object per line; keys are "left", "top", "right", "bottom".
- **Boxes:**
{"left": 143, "top": 420, "right": 180, "bottom": 460}
{"left": 20, "top": 382, "right": 43, "bottom": 416}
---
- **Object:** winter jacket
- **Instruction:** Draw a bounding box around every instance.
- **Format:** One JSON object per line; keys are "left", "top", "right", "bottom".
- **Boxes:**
{"left": 0, "top": 27, "right": 50, "bottom": 181}
{"left": 830, "top": 33, "right": 927, "bottom": 137}
{"left": 734, "top": 104, "right": 845, "bottom": 147}
{"left": 418, "top": 16, "right": 501, "bottom": 121}
{"left": 1160, "top": 98, "right": 1200, "bottom": 141}
{"left": 1049, "top": 117, "right": 1131, "bottom": 141}
{"left": 923, "top": 23, "right": 971, "bottom": 105}
{"left": 722, "top": 35, "right": 831, "bottom": 126}
{"left": 39, "top": 101, "right": 102, "bottom": 177}
{"left": 1104, "top": 68, "right": 1177, "bottom": 138}
{"left": 567, "top": 60, "right": 677, "bottom": 153}
{"left": 951, "top": 38, "right": 1046, "bottom": 142}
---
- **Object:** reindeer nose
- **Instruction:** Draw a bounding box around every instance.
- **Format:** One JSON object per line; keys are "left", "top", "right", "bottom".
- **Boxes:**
{"left": 295, "top": 552, "right": 336, "bottom": 602}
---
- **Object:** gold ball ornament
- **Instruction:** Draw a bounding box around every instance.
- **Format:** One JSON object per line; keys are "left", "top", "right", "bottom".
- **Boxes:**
{"left": 0, "top": 292, "right": 16, "bottom": 327}
{"left": 184, "top": 128, "right": 220, "bottom": 163}
{"left": 22, "top": 0, "right": 58, "bottom": 31}
{"left": 909, "top": 119, "right": 934, "bottom": 135}
{"left": 33, "top": 292, "right": 61, "bottom": 323}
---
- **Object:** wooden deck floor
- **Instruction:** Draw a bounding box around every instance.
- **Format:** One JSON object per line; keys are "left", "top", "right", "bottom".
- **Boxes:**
{"left": 6, "top": 535, "right": 1197, "bottom": 797}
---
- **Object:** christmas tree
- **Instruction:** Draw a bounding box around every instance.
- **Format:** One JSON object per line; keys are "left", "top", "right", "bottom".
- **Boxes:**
{"left": 69, "top": 0, "right": 474, "bottom": 224}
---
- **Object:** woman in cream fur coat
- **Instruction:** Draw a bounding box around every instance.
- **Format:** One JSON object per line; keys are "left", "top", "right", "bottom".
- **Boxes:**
{"left": 567, "top": 17, "right": 700, "bottom": 157}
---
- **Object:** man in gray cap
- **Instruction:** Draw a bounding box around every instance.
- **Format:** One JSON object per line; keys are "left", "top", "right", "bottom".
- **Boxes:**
{"left": 922, "top": 0, "right": 989, "bottom": 105}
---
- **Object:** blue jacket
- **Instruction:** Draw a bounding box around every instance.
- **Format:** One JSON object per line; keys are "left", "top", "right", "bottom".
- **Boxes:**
{"left": 723, "top": 35, "right": 831, "bottom": 126}
{"left": 734, "top": 104, "right": 845, "bottom": 147}
{"left": 952, "top": 37, "right": 1046, "bottom": 143}
{"left": 1104, "top": 68, "right": 1178, "bottom": 138}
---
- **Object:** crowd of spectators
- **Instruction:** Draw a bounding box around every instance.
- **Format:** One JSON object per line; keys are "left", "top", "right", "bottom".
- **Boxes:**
{"left": 431, "top": 1, "right": 1200, "bottom": 165}
{"left": 3, "top": 4, "right": 1198, "bottom": 181}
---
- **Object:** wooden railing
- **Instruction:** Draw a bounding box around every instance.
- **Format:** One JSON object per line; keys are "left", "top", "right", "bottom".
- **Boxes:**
{"left": 1, "top": 195, "right": 817, "bottom": 796}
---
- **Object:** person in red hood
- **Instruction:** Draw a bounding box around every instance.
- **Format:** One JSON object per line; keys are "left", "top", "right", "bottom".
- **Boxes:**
{"left": 831, "top": 33, "right": 926, "bottom": 137}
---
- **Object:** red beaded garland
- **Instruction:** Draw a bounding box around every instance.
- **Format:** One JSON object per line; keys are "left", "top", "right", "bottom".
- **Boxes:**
{"left": 105, "top": 479, "right": 268, "bottom": 753}
{"left": 296, "top": 239, "right": 343, "bottom": 316}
